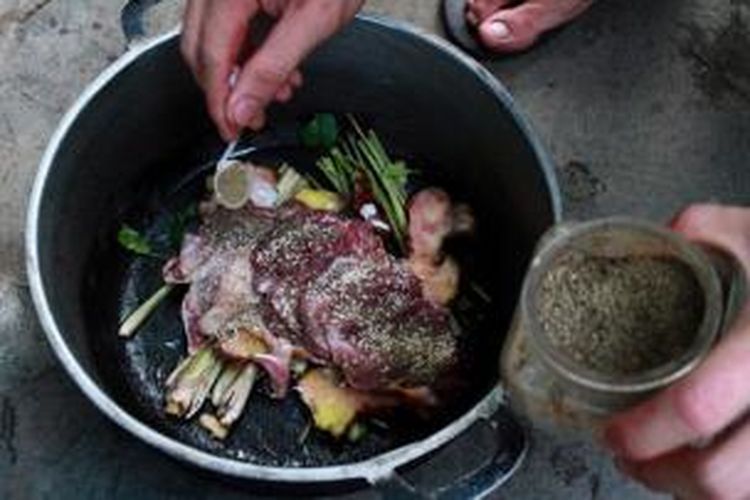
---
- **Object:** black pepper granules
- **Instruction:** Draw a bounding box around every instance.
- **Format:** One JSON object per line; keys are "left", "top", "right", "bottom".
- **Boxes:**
{"left": 538, "top": 253, "right": 705, "bottom": 375}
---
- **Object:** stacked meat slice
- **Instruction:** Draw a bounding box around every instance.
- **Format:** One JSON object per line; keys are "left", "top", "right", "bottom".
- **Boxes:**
{"left": 163, "top": 201, "right": 460, "bottom": 399}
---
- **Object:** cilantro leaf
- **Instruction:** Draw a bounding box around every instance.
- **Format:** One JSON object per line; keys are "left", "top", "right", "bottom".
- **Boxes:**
{"left": 118, "top": 225, "right": 154, "bottom": 256}
{"left": 300, "top": 113, "right": 339, "bottom": 149}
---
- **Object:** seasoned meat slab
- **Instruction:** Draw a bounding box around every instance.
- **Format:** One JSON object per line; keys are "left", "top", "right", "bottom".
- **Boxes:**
{"left": 164, "top": 202, "right": 460, "bottom": 394}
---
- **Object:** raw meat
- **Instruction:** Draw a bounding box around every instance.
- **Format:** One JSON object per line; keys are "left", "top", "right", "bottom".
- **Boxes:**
{"left": 166, "top": 202, "right": 461, "bottom": 397}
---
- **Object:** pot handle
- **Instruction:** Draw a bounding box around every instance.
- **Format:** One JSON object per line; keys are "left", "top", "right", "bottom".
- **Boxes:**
{"left": 120, "top": 0, "right": 163, "bottom": 48}
{"left": 372, "top": 402, "right": 528, "bottom": 499}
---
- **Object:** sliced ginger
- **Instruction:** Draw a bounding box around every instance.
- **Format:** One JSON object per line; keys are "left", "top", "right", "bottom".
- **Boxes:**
{"left": 296, "top": 368, "right": 364, "bottom": 438}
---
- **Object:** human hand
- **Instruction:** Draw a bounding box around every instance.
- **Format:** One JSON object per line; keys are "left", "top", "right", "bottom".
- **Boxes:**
{"left": 181, "top": 0, "right": 363, "bottom": 140}
{"left": 603, "top": 204, "right": 750, "bottom": 499}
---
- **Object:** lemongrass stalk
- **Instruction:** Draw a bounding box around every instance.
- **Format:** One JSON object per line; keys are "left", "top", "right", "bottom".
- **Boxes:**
{"left": 215, "top": 363, "right": 257, "bottom": 426}
{"left": 199, "top": 413, "right": 229, "bottom": 440}
{"left": 165, "top": 346, "right": 223, "bottom": 419}
{"left": 118, "top": 283, "right": 175, "bottom": 337}
{"left": 211, "top": 362, "right": 244, "bottom": 407}
{"left": 276, "top": 167, "right": 309, "bottom": 206}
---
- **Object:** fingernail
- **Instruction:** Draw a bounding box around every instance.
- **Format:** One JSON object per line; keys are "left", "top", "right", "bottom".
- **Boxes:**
{"left": 488, "top": 20, "right": 511, "bottom": 40}
{"left": 231, "top": 97, "right": 260, "bottom": 127}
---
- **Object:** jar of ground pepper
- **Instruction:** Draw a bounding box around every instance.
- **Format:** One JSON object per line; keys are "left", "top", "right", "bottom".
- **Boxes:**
{"left": 501, "top": 217, "right": 728, "bottom": 432}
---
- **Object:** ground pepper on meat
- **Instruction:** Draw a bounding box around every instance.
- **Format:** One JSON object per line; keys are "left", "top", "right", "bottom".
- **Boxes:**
{"left": 175, "top": 202, "right": 461, "bottom": 393}
{"left": 302, "top": 256, "right": 459, "bottom": 389}
{"left": 537, "top": 253, "right": 705, "bottom": 375}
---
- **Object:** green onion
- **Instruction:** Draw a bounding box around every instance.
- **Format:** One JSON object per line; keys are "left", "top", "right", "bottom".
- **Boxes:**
{"left": 316, "top": 148, "right": 355, "bottom": 197}
{"left": 314, "top": 117, "right": 411, "bottom": 253}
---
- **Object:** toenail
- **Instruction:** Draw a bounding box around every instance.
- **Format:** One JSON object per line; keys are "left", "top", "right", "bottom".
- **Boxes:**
{"left": 487, "top": 20, "right": 511, "bottom": 39}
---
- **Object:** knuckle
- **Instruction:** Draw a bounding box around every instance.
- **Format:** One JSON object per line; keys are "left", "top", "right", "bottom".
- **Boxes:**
{"left": 303, "top": 0, "right": 349, "bottom": 25}
{"left": 672, "top": 383, "right": 722, "bottom": 439}
{"left": 314, "top": 0, "right": 339, "bottom": 12}
{"left": 672, "top": 203, "right": 715, "bottom": 233}
{"left": 251, "top": 62, "right": 289, "bottom": 88}
{"left": 198, "top": 47, "right": 224, "bottom": 73}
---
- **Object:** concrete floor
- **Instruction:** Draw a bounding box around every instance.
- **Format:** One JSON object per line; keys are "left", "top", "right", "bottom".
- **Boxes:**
{"left": 1, "top": 0, "right": 748, "bottom": 498}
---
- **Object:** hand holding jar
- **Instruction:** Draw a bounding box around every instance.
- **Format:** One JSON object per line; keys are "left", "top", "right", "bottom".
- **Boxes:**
{"left": 604, "top": 204, "right": 750, "bottom": 500}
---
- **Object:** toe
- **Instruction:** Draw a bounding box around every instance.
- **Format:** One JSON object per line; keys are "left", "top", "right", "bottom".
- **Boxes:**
{"left": 477, "top": 0, "right": 593, "bottom": 53}
{"left": 466, "top": 0, "right": 513, "bottom": 25}
{"left": 478, "top": 5, "right": 542, "bottom": 53}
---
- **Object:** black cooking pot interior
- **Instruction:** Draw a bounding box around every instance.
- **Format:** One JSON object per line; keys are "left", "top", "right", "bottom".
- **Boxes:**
{"left": 32, "top": 19, "right": 558, "bottom": 471}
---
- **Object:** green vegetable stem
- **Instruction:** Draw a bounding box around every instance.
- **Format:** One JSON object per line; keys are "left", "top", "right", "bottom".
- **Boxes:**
{"left": 119, "top": 283, "right": 175, "bottom": 337}
{"left": 314, "top": 117, "right": 411, "bottom": 253}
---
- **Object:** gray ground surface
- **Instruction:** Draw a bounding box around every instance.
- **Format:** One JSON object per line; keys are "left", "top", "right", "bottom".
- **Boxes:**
{"left": 1, "top": 0, "right": 748, "bottom": 498}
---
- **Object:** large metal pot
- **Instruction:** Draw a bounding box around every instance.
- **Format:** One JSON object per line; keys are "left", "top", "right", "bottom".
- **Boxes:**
{"left": 26, "top": 12, "right": 560, "bottom": 497}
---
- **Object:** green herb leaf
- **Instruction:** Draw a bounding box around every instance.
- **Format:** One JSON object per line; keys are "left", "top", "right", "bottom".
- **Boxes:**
{"left": 118, "top": 225, "right": 154, "bottom": 256}
{"left": 317, "top": 114, "right": 339, "bottom": 149}
{"left": 301, "top": 113, "right": 339, "bottom": 149}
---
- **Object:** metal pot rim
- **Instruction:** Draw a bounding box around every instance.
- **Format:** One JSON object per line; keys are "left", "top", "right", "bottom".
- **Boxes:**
{"left": 26, "top": 14, "right": 560, "bottom": 483}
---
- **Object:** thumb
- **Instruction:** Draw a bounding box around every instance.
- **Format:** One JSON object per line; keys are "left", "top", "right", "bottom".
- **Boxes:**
{"left": 670, "top": 204, "right": 750, "bottom": 279}
{"left": 227, "top": 2, "right": 358, "bottom": 130}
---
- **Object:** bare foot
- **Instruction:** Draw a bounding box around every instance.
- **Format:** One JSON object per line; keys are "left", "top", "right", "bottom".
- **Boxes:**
{"left": 466, "top": 0, "right": 594, "bottom": 53}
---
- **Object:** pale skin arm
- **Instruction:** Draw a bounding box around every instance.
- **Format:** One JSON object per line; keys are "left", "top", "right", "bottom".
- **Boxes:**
{"left": 604, "top": 204, "right": 750, "bottom": 499}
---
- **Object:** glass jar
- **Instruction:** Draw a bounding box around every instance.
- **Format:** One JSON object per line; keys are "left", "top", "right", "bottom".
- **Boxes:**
{"left": 501, "top": 217, "right": 728, "bottom": 432}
